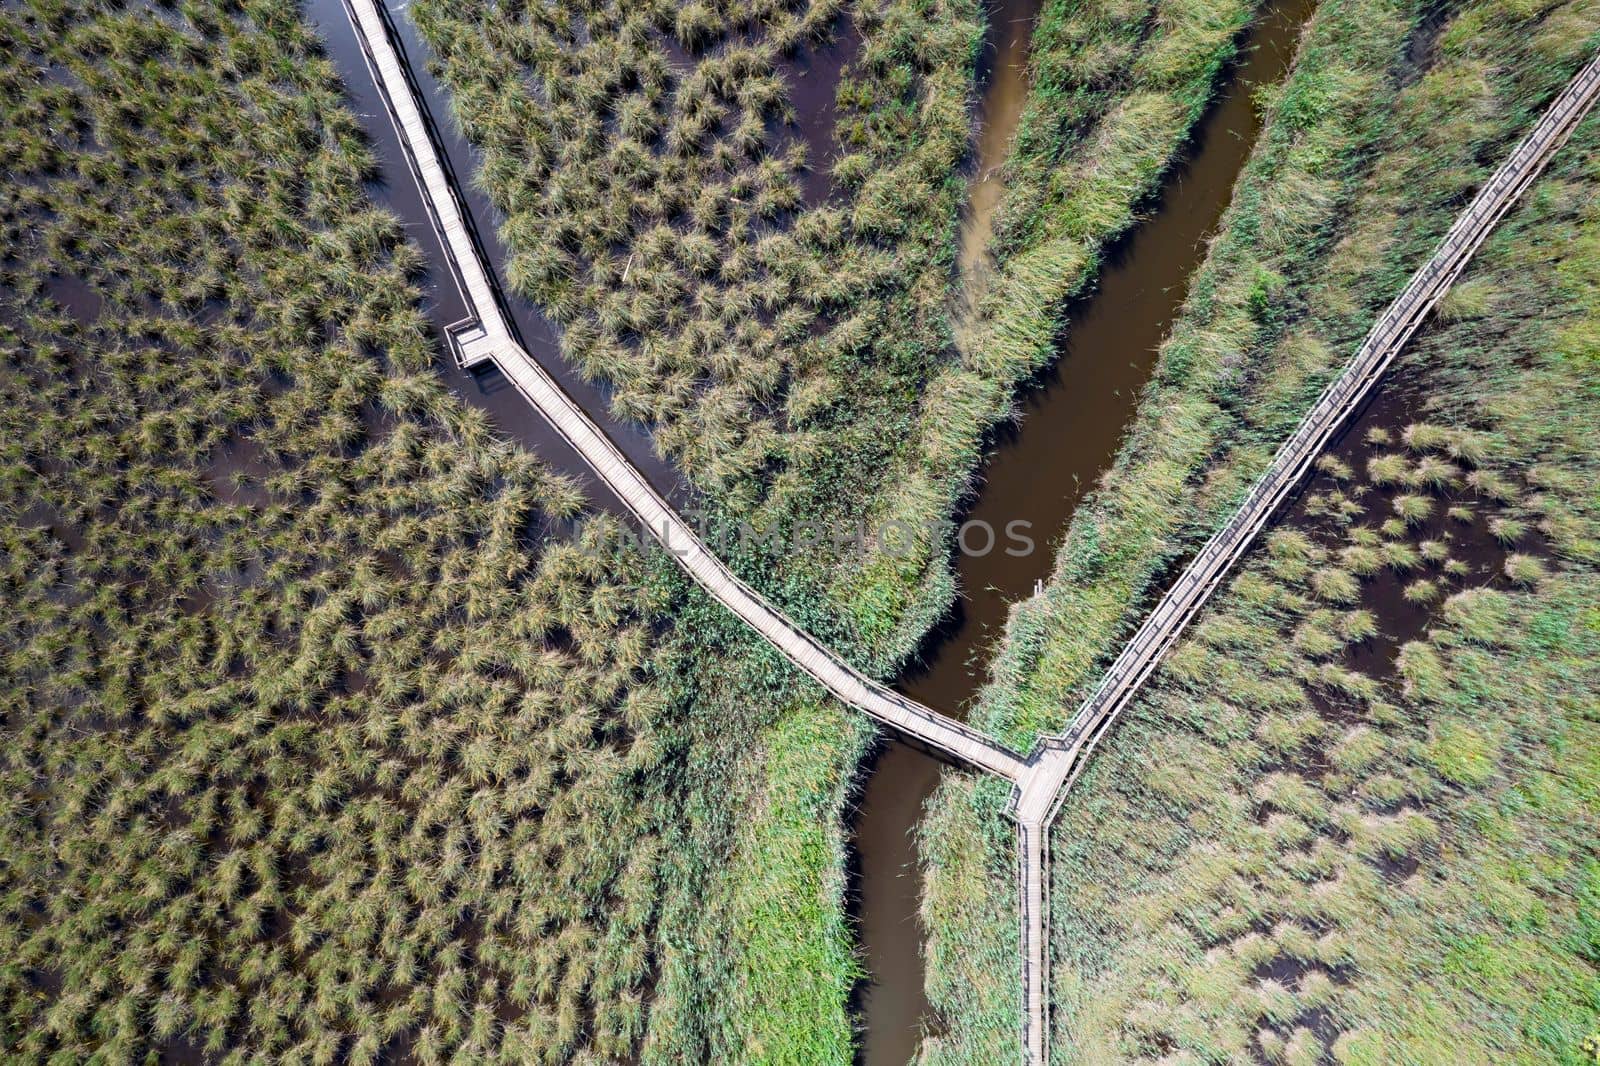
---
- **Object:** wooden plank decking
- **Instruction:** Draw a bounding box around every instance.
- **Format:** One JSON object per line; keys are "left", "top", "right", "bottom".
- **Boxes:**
{"left": 1007, "top": 47, "right": 1600, "bottom": 1065}
{"left": 339, "top": 0, "right": 1029, "bottom": 782}
{"left": 334, "top": 3, "right": 1599, "bottom": 1060}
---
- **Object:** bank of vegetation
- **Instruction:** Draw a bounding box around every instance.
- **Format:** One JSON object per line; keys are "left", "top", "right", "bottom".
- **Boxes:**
{"left": 917, "top": 0, "right": 1600, "bottom": 1058}
{"left": 0, "top": 2, "right": 865, "bottom": 1062}
{"left": 408, "top": 0, "right": 1308, "bottom": 1058}
{"left": 411, "top": 0, "right": 1282, "bottom": 663}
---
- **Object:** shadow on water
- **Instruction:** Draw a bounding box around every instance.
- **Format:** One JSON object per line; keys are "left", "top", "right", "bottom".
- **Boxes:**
{"left": 304, "top": 0, "right": 688, "bottom": 516}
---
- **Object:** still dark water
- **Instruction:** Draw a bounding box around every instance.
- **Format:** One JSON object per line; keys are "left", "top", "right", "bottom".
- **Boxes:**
{"left": 900, "top": 0, "right": 1319, "bottom": 719}
{"left": 305, "top": 0, "right": 1313, "bottom": 1061}
{"left": 306, "top": 0, "right": 684, "bottom": 514}
{"left": 856, "top": 1, "right": 1318, "bottom": 1063}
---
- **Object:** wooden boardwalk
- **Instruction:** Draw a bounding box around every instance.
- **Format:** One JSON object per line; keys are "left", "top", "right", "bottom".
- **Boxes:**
{"left": 339, "top": 0, "right": 1029, "bottom": 783}
{"left": 1005, "top": 48, "right": 1600, "bottom": 1066}
{"left": 337, "top": 2, "right": 1597, "bottom": 1060}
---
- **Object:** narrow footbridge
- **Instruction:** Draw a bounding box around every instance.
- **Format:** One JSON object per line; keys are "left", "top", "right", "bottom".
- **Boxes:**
{"left": 1006, "top": 47, "right": 1600, "bottom": 1066}
{"left": 337, "top": 3, "right": 1598, "bottom": 1061}
{"left": 339, "top": 0, "right": 1029, "bottom": 782}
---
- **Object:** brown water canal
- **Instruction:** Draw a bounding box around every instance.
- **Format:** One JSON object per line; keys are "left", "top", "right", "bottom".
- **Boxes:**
{"left": 307, "top": 0, "right": 1313, "bottom": 1060}
{"left": 901, "top": 0, "right": 1318, "bottom": 719}
{"left": 849, "top": 6, "right": 1039, "bottom": 1061}
{"left": 855, "top": 1, "right": 1316, "bottom": 1063}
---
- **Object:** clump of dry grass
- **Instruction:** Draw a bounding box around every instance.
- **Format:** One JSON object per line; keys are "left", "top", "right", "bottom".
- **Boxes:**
{"left": 0, "top": 4, "right": 763, "bottom": 1060}
{"left": 1503, "top": 552, "right": 1546, "bottom": 585}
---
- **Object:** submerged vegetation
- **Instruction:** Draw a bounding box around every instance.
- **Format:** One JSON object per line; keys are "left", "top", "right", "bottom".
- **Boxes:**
{"left": 412, "top": 0, "right": 982, "bottom": 532}
{"left": 0, "top": 2, "right": 862, "bottom": 1061}
{"left": 918, "top": 0, "right": 1600, "bottom": 1059}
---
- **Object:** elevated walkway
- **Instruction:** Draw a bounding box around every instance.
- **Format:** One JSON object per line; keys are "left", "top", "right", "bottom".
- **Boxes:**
{"left": 335, "top": 4, "right": 1599, "bottom": 1059}
{"left": 340, "top": 0, "right": 1028, "bottom": 782}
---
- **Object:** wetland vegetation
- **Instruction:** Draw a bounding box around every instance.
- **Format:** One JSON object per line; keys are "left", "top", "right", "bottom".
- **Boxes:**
{"left": 0, "top": 2, "right": 860, "bottom": 1061}
{"left": 406, "top": 0, "right": 1340, "bottom": 1059}
{"left": 918, "top": 0, "right": 1600, "bottom": 1059}
{"left": 3, "top": 0, "right": 1596, "bottom": 1061}
{"left": 0, "top": 3, "right": 692, "bottom": 1059}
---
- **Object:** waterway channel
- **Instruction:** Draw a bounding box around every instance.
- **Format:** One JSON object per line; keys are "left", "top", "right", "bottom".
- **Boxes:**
{"left": 901, "top": 0, "right": 1319, "bottom": 719}
{"left": 306, "top": 0, "right": 1313, "bottom": 1061}
{"left": 858, "top": 1, "right": 1317, "bottom": 1062}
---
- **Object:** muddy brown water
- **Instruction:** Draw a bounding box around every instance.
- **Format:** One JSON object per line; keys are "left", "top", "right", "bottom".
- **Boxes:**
{"left": 956, "top": 0, "right": 1036, "bottom": 289}
{"left": 900, "top": 0, "right": 1318, "bottom": 720}
{"left": 304, "top": 0, "right": 1318, "bottom": 1060}
{"left": 856, "top": 2, "right": 1317, "bottom": 1063}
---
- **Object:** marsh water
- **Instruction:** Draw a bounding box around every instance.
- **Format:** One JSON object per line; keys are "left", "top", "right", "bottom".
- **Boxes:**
{"left": 307, "top": 0, "right": 1313, "bottom": 1061}
{"left": 858, "top": 1, "right": 1318, "bottom": 1062}
{"left": 307, "top": 0, "right": 684, "bottom": 516}
{"left": 956, "top": 0, "right": 1037, "bottom": 290}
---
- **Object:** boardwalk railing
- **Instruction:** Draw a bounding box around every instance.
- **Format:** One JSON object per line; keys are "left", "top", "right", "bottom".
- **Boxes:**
{"left": 334, "top": 3, "right": 1597, "bottom": 1061}
{"left": 1006, "top": 46, "right": 1600, "bottom": 1066}
{"left": 339, "top": 0, "right": 1028, "bottom": 782}
{"left": 1015, "top": 820, "right": 1048, "bottom": 1066}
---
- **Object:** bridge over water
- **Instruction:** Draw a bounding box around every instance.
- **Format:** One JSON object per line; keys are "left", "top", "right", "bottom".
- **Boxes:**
{"left": 336, "top": 3, "right": 1600, "bottom": 1058}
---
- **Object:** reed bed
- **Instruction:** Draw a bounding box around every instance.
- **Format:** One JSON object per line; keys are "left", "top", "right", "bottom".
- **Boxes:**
{"left": 411, "top": 0, "right": 980, "bottom": 553}
{"left": 0, "top": 2, "right": 865, "bottom": 1061}
{"left": 917, "top": 0, "right": 1600, "bottom": 1058}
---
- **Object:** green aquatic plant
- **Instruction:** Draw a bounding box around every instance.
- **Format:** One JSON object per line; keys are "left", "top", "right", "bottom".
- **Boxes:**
{"left": 0, "top": 3, "right": 796, "bottom": 1061}
{"left": 1489, "top": 514, "right": 1528, "bottom": 543}
{"left": 1403, "top": 577, "right": 1440, "bottom": 604}
{"left": 1368, "top": 451, "right": 1409, "bottom": 485}
{"left": 1392, "top": 492, "right": 1434, "bottom": 525}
